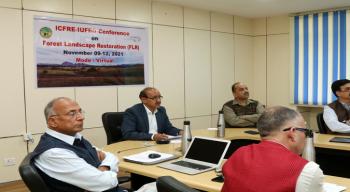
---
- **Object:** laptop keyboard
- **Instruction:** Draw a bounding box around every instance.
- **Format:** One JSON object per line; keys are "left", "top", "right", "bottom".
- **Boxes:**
{"left": 172, "top": 160, "right": 211, "bottom": 170}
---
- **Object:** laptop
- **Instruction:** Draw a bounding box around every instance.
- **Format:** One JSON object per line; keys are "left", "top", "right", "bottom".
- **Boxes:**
{"left": 158, "top": 136, "right": 231, "bottom": 175}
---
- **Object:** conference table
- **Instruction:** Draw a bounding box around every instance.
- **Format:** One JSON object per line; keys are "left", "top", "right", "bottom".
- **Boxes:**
{"left": 103, "top": 128, "right": 350, "bottom": 191}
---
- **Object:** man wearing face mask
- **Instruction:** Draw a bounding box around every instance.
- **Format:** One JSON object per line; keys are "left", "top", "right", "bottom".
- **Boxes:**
{"left": 323, "top": 79, "right": 350, "bottom": 134}
{"left": 121, "top": 87, "right": 182, "bottom": 141}
{"left": 221, "top": 106, "right": 324, "bottom": 192}
{"left": 222, "top": 82, "right": 265, "bottom": 127}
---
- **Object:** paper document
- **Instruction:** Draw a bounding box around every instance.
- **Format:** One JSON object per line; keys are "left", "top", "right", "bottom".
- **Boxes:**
{"left": 123, "top": 150, "right": 178, "bottom": 165}
{"left": 167, "top": 135, "right": 181, "bottom": 140}
{"left": 323, "top": 182, "right": 346, "bottom": 192}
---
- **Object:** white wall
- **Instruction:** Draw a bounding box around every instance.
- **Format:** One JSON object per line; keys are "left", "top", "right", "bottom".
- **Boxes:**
{"left": 0, "top": 0, "right": 314, "bottom": 184}
{"left": 0, "top": 0, "right": 257, "bottom": 182}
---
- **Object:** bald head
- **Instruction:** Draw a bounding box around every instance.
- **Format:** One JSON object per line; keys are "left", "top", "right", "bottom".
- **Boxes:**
{"left": 257, "top": 106, "right": 301, "bottom": 137}
{"left": 44, "top": 97, "right": 73, "bottom": 123}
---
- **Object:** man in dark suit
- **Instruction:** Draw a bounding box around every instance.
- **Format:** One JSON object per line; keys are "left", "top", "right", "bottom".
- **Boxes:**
{"left": 121, "top": 87, "right": 182, "bottom": 141}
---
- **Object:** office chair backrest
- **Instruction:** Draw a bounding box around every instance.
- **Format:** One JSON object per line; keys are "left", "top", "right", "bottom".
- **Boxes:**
{"left": 316, "top": 112, "right": 329, "bottom": 134}
{"left": 19, "top": 152, "right": 50, "bottom": 192}
{"left": 156, "top": 176, "right": 200, "bottom": 192}
{"left": 102, "top": 112, "right": 125, "bottom": 145}
{"left": 101, "top": 112, "right": 131, "bottom": 185}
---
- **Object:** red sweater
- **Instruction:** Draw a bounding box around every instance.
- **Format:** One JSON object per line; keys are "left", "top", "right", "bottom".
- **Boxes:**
{"left": 221, "top": 140, "right": 308, "bottom": 192}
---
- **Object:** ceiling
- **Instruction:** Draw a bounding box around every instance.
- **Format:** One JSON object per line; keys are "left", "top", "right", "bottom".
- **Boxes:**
{"left": 155, "top": 0, "right": 350, "bottom": 18}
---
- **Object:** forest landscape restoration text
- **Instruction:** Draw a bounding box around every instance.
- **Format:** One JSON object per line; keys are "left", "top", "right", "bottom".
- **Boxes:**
{"left": 41, "top": 40, "right": 139, "bottom": 50}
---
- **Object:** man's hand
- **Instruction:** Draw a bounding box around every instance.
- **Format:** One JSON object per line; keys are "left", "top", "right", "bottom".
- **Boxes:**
{"left": 97, "top": 151, "right": 111, "bottom": 171}
{"left": 153, "top": 133, "right": 168, "bottom": 141}
{"left": 98, "top": 166, "right": 110, "bottom": 171}
{"left": 97, "top": 150, "right": 106, "bottom": 161}
{"left": 345, "top": 120, "right": 350, "bottom": 125}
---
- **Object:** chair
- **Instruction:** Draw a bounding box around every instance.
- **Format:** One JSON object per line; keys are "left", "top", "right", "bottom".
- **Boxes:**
{"left": 316, "top": 112, "right": 329, "bottom": 134}
{"left": 19, "top": 153, "right": 130, "bottom": 191}
{"left": 18, "top": 152, "right": 50, "bottom": 192}
{"left": 101, "top": 112, "right": 131, "bottom": 184}
{"left": 156, "top": 176, "right": 200, "bottom": 192}
{"left": 102, "top": 112, "right": 125, "bottom": 145}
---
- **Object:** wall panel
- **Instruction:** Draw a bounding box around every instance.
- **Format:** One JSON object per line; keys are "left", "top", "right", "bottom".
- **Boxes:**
{"left": 186, "top": 116, "right": 211, "bottom": 130}
{"left": 252, "top": 36, "right": 267, "bottom": 105}
{"left": 267, "top": 34, "right": 291, "bottom": 107}
{"left": 0, "top": 137, "right": 27, "bottom": 182}
{"left": 184, "top": 8, "right": 210, "bottom": 30}
{"left": 267, "top": 15, "right": 289, "bottom": 35}
{"left": 152, "top": 1, "right": 183, "bottom": 27}
{"left": 116, "top": 0, "right": 151, "bottom": 23}
{"left": 211, "top": 32, "right": 235, "bottom": 114}
{"left": 73, "top": 0, "right": 115, "bottom": 19}
{"left": 234, "top": 35, "right": 254, "bottom": 88}
{"left": 23, "top": 0, "right": 72, "bottom": 14}
{"left": 234, "top": 16, "right": 253, "bottom": 35}
{"left": 0, "top": 0, "right": 21, "bottom": 8}
{"left": 82, "top": 127, "right": 107, "bottom": 148}
{"left": 211, "top": 12, "right": 233, "bottom": 33}
{"left": 153, "top": 25, "right": 184, "bottom": 119}
{"left": 22, "top": 11, "right": 74, "bottom": 134}
{"left": 184, "top": 29, "right": 211, "bottom": 117}
{"left": 0, "top": 8, "right": 26, "bottom": 137}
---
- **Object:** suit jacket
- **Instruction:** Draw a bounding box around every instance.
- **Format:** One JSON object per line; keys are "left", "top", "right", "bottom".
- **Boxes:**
{"left": 121, "top": 103, "right": 180, "bottom": 140}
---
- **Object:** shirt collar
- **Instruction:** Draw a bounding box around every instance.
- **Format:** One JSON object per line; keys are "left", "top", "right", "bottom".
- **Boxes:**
{"left": 143, "top": 104, "right": 158, "bottom": 115}
{"left": 340, "top": 101, "right": 350, "bottom": 110}
{"left": 262, "top": 139, "right": 289, "bottom": 150}
{"left": 46, "top": 128, "right": 82, "bottom": 146}
{"left": 232, "top": 99, "right": 253, "bottom": 105}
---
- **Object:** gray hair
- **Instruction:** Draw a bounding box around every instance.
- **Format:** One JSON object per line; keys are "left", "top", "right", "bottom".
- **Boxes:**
{"left": 44, "top": 97, "right": 71, "bottom": 122}
{"left": 257, "top": 106, "right": 300, "bottom": 137}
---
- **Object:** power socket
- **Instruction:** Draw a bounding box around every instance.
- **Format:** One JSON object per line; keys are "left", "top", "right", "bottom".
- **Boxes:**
{"left": 3, "top": 157, "right": 16, "bottom": 166}
{"left": 23, "top": 133, "right": 34, "bottom": 143}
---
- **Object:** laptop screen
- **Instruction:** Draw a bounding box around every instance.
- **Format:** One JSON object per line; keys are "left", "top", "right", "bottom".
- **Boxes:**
{"left": 184, "top": 137, "right": 229, "bottom": 164}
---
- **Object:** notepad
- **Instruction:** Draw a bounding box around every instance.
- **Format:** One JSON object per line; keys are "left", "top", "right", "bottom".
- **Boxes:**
{"left": 167, "top": 135, "right": 181, "bottom": 140}
{"left": 323, "top": 182, "right": 346, "bottom": 192}
{"left": 123, "top": 150, "right": 179, "bottom": 165}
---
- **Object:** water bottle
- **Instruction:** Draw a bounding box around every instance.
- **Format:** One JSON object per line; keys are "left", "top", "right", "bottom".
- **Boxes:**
{"left": 181, "top": 121, "right": 192, "bottom": 155}
{"left": 217, "top": 110, "right": 225, "bottom": 138}
{"left": 302, "top": 129, "right": 315, "bottom": 162}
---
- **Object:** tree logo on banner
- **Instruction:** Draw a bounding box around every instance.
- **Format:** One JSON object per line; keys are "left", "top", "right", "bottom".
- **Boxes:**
{"left": 40, "top": 27, "right": 52, "bottom": 38}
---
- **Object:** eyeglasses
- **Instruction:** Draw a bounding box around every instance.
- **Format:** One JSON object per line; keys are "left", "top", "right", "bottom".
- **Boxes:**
{"left": 146, "top": 96, "right": 163, "bottom": 100}
{"left": 340, "top": 87, "right": 350, "bottom": 92}
{"left": 51, "top": 110, "right": 85, "bottom": 119}
{"left": 282, "top": 127, "right": 309, "bottom": 136}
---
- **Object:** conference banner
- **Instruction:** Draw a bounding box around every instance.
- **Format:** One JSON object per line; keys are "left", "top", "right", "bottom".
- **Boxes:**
{"left": 34, "top": 16, "right": 148, "bottom": 87}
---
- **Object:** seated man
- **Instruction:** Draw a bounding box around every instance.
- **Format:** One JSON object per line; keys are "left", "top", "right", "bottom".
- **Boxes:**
{"left": 222, "top": 82, "right": 265, "bottom": 127}
{"left": 31, "top": 97, "right": 125, "bottom": 192}
{"left": 221, "top": 106, "right": 324, "bottom": 192}
{"left": 121, "top": 87, "right": 182, "bottom": 141}
{"left": 323, "top": 79, "right": 350, "bottom": 134}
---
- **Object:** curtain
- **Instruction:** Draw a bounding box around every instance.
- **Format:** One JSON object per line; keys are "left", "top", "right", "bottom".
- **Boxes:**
{"left": 293, "top": 10, "right": 350, "bottom": 105}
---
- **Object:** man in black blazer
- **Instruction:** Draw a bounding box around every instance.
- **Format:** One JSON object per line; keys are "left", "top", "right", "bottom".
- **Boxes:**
{"left": 121, "top": 87, "right": 182, "bottom": 141}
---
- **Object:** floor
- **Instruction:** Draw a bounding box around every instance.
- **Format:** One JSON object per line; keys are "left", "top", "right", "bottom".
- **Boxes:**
{"left": 0, "top": 172, "right": 131, "bottom": 192}
{"left": 0, "top": 180, "right": 132, "bottom": 192}
{"left": 0, "top": 180, "right": 29, "bottom": 192}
